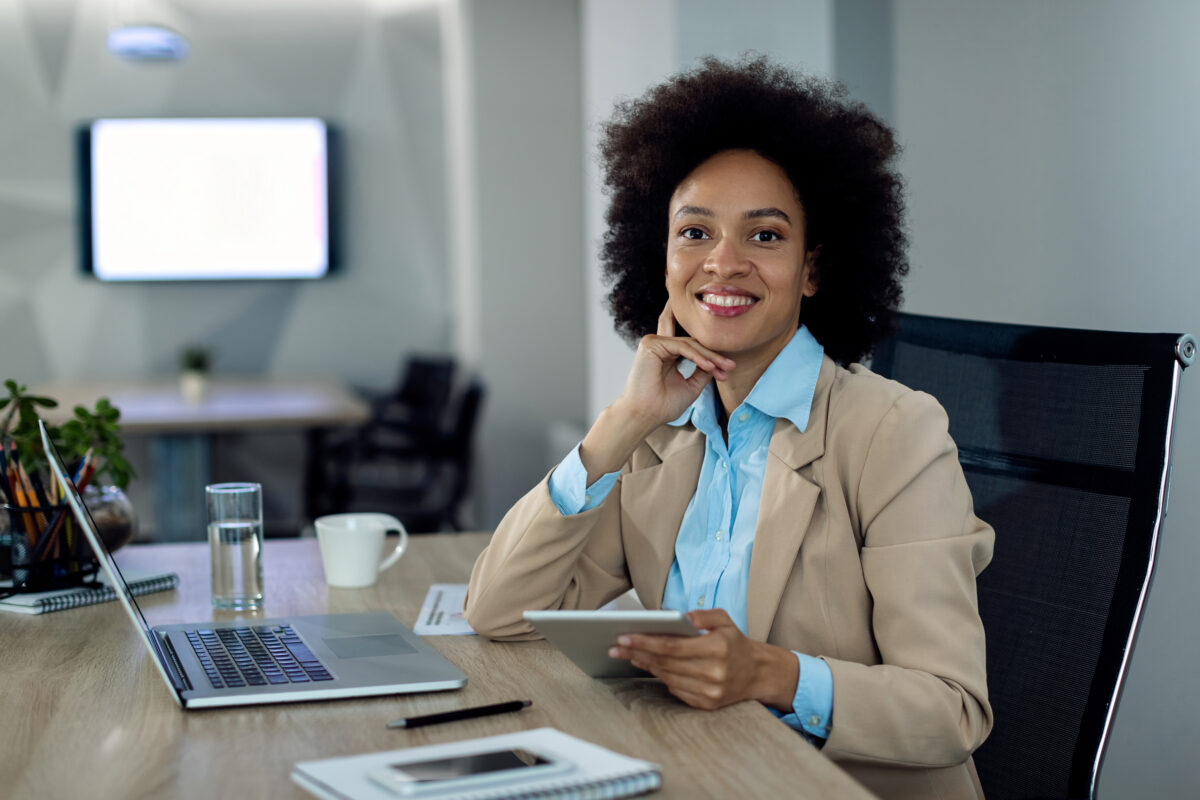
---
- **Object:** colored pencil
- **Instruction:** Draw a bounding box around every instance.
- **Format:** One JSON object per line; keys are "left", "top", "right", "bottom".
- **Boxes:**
{"left": 5, "top": 450, "right": 37, "bottom": 546}
{"left": 77, "top": 462, "right": 97, "bottom": 493}
{"left": 0, "top": 447, "right": 14, "bottom": 507}
{"left": 12, "top": 453, "right": 48, "bottom": 533}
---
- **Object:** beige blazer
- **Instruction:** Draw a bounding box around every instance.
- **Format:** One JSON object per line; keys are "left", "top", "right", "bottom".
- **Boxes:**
{"left": 466, "top": 358, "right": 995, "bottom": 800}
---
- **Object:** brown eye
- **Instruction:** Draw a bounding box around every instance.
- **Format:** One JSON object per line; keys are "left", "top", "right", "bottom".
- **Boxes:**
{"left": 682, "top": 227, "right": 708, "bottom": 240}
{"left": 752, "top": 230, "right": 781, "bottom": 242}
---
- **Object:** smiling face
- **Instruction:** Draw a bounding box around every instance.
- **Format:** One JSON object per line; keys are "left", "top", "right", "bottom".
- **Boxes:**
{"left": 665, "top": 149, "right": 818, "bottom": 372}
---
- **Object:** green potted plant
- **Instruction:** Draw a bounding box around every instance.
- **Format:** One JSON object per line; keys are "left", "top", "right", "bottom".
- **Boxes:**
{"left": 179, "top": 345, "right": 212, "bottom": 404}
{"left": 1, "top": 380, "right": 137, "bottom": 560}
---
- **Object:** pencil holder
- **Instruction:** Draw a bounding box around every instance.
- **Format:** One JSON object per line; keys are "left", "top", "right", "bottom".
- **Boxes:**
{"left": 1, "top": 503, "right": 99, "bottom": 593}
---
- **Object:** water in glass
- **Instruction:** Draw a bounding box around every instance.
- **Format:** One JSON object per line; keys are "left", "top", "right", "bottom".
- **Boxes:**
{"left": 208, "top": 520, "right": 263, "bottom": 610}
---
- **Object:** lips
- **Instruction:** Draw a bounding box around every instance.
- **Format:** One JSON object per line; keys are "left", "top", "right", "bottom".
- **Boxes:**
{"left": 697, "top": 289, "right": 757, "bottom": 317}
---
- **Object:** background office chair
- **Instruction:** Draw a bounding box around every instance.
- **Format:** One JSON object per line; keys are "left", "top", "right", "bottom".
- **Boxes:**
{"left": 319, "top": 377, "right": 486, "bottom": 533}
{"left": 367, "top": 355, "right": 457, "bottom": 451}
{"left": 871, "top": 312, "right": 1194, "bottom": 800}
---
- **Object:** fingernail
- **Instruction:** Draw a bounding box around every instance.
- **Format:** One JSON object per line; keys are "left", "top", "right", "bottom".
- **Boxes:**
{"left": 608, "top": 647, "right": 620, "bottom": 658}
{"left": 617, "top": 635, "right": 631, "bottom": 646}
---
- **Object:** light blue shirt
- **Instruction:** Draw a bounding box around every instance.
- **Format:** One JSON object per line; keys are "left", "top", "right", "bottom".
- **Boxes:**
{"left": 548, "top": 327, "right": 833, "bottom": 741}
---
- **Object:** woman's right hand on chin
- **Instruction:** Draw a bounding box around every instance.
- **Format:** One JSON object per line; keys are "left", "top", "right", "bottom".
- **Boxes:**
{"left": 578, "top": 302, "right": 735, "bottom": 482}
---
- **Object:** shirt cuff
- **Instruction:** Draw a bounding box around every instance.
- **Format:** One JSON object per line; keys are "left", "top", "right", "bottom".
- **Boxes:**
{"left": 547, "top": 444, "right": 620, "bottom": 515}
{"left": 769, "top": 652, "right": 833, "bottom": 742}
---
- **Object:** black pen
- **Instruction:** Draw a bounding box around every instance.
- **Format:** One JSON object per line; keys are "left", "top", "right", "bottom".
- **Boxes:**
{"left": 387, "top": 699, "right": 532, "bottom": 730}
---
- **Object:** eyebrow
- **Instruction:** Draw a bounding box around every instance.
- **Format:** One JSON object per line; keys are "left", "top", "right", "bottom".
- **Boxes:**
{"left": 745, "top": 207, "right": 791, "bottom": 224}
{"left": 672, "top": 205, "right": 792, "bottom": 225}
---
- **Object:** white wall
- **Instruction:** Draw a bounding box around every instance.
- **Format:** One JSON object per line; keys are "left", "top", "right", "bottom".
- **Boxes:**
{"left": 446, "top": 0, "right": 587, "bottom": 526}
{"left": 892, "top": 2, "right": 1200, "bottom": 796}
{"left": 581, "top": 0, "right": 677, "bottom": 422}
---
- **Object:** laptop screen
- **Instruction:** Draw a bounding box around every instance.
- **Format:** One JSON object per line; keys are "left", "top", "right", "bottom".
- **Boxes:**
{"left": 38, "top": 421, "right": 168, "bottom": 660}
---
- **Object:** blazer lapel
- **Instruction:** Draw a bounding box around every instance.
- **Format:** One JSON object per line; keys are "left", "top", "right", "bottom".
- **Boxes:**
{"left": 745, "top": 358, "right": 835, "bottom": 641}
{"left": 620, "top": 426, "right": 705, "bottom": 609}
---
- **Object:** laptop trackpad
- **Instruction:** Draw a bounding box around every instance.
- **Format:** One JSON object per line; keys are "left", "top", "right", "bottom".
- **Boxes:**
{"left": 323, "top": 634, "right": 416, "bottom": 659}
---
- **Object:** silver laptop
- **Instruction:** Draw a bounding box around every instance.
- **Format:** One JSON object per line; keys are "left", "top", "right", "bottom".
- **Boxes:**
{"left": 40, "top": 421, "right": 466, "bottom": 709}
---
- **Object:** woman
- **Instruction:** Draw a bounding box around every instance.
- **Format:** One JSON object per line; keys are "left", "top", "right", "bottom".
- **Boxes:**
{"left": 465, "top": 57, "right": 994, "bottom": 800}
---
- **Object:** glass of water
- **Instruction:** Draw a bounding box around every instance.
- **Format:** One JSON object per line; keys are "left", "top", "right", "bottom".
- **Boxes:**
{"left": 206, "top": 482, "right": 264, "bottom": 610}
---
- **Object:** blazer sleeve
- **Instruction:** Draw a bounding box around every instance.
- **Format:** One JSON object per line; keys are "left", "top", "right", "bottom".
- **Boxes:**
{"left": 463, "top": 471, "right": 634, "bottom": 640}
{"left": 821, "top": 389, "right": 995, "bottom": 768}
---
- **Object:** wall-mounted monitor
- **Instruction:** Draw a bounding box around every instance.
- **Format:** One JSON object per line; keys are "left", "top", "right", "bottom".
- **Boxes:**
{"left": 77, "top": 117, "right": 338, "bottom": 282}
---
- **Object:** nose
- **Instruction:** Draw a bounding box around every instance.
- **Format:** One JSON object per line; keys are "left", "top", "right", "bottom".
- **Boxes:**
{"left": 702, "top": 235, "right": 750, "bottom": 278}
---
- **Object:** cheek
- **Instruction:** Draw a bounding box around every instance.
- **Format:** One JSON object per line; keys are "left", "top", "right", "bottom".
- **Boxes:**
{"left": 664, "top": 254, "right": 688, "bottom": 290}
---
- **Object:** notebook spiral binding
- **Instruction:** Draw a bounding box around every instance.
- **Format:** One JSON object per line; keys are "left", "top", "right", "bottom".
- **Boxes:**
{"left": 467, "top": 770, "right": 662, "bottom": 800}
{"left": 34, "top": 572, "right": 178, "bottom": 613}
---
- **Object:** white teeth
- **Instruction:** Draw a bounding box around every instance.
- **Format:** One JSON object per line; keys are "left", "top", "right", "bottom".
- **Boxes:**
{"left": 701, "top": 293, "right": 755, "bottom": 307}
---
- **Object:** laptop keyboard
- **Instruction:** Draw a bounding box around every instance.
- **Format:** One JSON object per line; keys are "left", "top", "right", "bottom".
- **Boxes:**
{"left": 184, "top": 624, "right": 334, "bottom": 690}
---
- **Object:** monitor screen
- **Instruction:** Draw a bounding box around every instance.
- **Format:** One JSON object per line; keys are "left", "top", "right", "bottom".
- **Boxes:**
{"left": 78, "top": 117, "right": 337, "bottom": 281}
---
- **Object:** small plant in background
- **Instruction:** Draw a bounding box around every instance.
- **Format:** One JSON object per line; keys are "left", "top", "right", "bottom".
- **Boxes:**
{"left": 0, "top": 380, "right": 135, "bottom": 489}
{"left": 180, "top": 345, "right": 211, "bottom": 373}
{"left": 178, "top": 345, "right": 213, "bottom": 404}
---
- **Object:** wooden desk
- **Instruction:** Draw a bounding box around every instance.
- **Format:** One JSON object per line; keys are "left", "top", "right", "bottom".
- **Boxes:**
{"left": 35, "top": 377, "right": 370, "bottom": 434}
{"left": 35, "top": 377, "right": 370, "bottom": 539}
{"left": 0, "top": 534, "right": 875, "bottom": 800}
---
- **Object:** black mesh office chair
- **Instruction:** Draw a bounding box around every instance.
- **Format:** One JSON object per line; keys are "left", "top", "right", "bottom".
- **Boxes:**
{"left": 319, "top": 378, "right": 486, "bottom": 533}
{"left": 870, "top": 312, "right": 1195, "bottom": 800}
{"left": 367, "top": 355, "right": 458, "bottom": 451}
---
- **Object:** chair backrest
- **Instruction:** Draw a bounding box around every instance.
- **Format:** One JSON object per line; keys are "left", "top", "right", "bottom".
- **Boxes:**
{"left": 443, "top": 380, "right": 486, "bottom": 510}
{"left": 870, "top": 312, "right": 1194, "bottom": 800}
{"left": 393, "top": 355, "right": 456, "bottom": 421}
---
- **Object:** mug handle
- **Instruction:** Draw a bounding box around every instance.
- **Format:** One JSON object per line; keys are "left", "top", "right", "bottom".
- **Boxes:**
{"left": 370, "top": 514, "right": 408, "bottom": 573}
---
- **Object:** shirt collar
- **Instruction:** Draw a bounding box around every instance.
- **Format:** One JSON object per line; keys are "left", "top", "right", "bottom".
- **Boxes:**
{"left": 668, "top": 326, "right": 824, "bottom": 432}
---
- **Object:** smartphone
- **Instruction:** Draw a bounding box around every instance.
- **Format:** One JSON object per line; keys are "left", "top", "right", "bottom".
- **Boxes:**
{"left": 366, "top": 748, "right": 568, "bottom": 795}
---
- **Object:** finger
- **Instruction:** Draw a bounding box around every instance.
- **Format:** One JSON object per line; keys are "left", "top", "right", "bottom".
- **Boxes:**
{"left": 687, "top": 609, "right": 737, "bottom": 631}
{"left": 643, "top": 336, "right": 735, "bottom": 374}
{"left": 647, "top": 665, "right": 723, "bottom": 698}
{"left": 617, "top": 635, "right": 724, "bottom": 670}
{"left": 664, "top": 684, "right": 726, "bottom": 710}
{"left": 657, "top": 302, "right": 676, "bottom": 337}
{"left": 683, "top": 366, "right": 717, "bottom": 394}
{"left": 637, "top": 659, "right": 734, "bottom": 708}
{"left": 617, "top": 632, "right": 699, "bottom": 657}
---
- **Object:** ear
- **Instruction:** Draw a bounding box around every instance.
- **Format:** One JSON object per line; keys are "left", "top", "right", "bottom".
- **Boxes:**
{"left": 802, "top": 247, "right": 821, "bottom": 297}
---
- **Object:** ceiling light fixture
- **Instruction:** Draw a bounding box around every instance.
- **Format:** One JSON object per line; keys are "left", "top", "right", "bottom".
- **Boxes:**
{"left": 107, "top": 24, "right": 189, "bottom": 62}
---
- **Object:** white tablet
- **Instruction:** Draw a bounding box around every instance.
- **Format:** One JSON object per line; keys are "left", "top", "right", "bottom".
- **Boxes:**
{"left": 522, "top": 609, "right": 700, "bottom": 678}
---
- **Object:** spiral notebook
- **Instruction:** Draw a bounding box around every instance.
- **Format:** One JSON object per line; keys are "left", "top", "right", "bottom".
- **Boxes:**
{"left": 292, "top": 727, "right": 661, "bottom": 800}
{"left": 0, "top": 569, "right": 178, "bottom": 615}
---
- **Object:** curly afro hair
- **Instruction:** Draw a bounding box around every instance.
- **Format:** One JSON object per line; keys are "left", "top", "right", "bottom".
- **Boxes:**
{"left": 599, "top": 56, "right": 908, "bottom": 366}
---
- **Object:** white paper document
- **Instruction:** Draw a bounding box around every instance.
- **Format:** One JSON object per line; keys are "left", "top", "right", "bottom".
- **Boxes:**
{"left": 411, "top": 584, "right": 625, "bottom": 636}
{"left": 413, "top": 583, "right": 475, "bottom": 635}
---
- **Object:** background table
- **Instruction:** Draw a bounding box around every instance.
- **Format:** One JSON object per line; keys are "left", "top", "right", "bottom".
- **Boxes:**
{"left": 35, "top": 377, "right": 369, "bottom": 539}
{"left": 0, "top": 533, "right": 875, "bottom": 800}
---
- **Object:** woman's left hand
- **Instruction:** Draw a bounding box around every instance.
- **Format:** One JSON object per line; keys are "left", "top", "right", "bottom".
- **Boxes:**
{"left": 608, "top": 609, "right": 799, "bottom": 711}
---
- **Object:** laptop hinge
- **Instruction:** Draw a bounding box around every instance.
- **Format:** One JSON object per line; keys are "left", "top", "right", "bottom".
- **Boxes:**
{"left": 157, "top": 632, "right": 194, "bottom": 692}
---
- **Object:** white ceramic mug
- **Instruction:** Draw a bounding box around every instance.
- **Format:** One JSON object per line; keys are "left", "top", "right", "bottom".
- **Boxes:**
{"left": 314, "top": 513, "right": 409, "bottom": 588}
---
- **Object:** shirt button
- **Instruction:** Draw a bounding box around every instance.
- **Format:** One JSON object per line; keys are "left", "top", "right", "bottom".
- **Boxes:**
{"left": 697, "top": 595, "right": 705, "bottom": 607}
{"left": 808, "top": 715, "right": 821, "bottom": 727}
{"left": 738, "top": 412, "right": 749, "bottom": 423}
{"left": 720, "top": 461, "right": 727, "bottom": 470}
{"left": 584, "top": 493, "right": 592, "bottom": 504}
{"left": 714, "top": 530, "right": 723, "bottom": 541}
